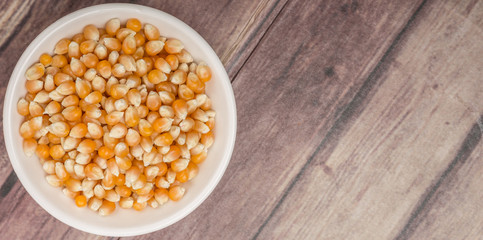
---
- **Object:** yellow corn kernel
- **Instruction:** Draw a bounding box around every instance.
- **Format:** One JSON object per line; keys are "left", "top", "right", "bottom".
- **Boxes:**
{"left": 165, "top": 55, "right": 178, "bottom": 71}
{"left": 147, "top": 69, "right": 166, "bottom": 84}
{"left": 114, "top": 142, "right": 129, "bottom": 158}
{"left": 84, "top": 91, "right": 102, "bottom": 104}
{"left": 54, "top": 39, "right": 70, "bottom": 54}
{"left": 72, "top": 33, "right": 85, "bottom": 44}
{"left": 109, "top": 123, "right": 127, "bottom": 139}
{"left": 112, "top": 63, "right": 126, "bottom": 78}
{"left": 105, "top": 111, "right": 124, "bottom": 126}
{"left": 168, "top": 186, "right": 185, "bottom": 201}
{"left": 133, "top": 200, "right": 147, "bottom": 211}
{"left": 103, "top": 38, "right": 121, "bottom": 52}
{"left": 68, "top": 41, "right": 81, "bottom": 59}
{"left": 201, "top": 131, "right": 214, "bottom": 148}
{"left": 170, "top": 158, "right": 189, "bottom": 172}
{"left": 193, "top": 120, "right": 210, "bottom": 134}
{"left": 145, "top": 40, "right": 164, "bottom": 56}
{"left": 116, "top": 156, "right": 132, "bottom": 171}
{"left": 54, "top": 162, "right": 69, "bottom": 181}
{"left": 46, "top": 175, "right": 63, "bottom": 187}
{"left": 28, "top": 101, "right": 43, "bottom": 117}
{"left": 80, "top": 39, "right": 97, "bottom": 54}
{"left": 200, "top": 97, "right": 212, "bottom": 111}
{"left": 115, "top": 185, "right": 132, "bottom": 198}
{"left": 25, "top": 80, "right": 43, "bottom": 94}
{"left": 152, "top": 117, "right": 171, "bottom": 133}
{"left": 126, "top": 166, "right": 141, "bottom": 185}
{"left": 177, "top": 49, "right": 193, "bottom": 63}
{"left": 176, "top": 169, "right": 189, "bottom": 183}
{"left": 164, "top": 145, "right": 181, "bottom": 163}
{"left": 85, "top": 163, "right": 103, "bottom": 180}
{"left": 196, "top": 62, "right": 212, "bottom": 82}
{"left": 83, "top": 24, "right": 100, "bottom": 41}
{"left": 87, "top": 122, "right": 104, "bottom": 139}
{"left": 102, "top": 170, "right": 116, "bottom": 190}
{"left": 126, "top": 18, "right": 142, "bottom": 32}
{"left": 105, "top": 18, "right": 120, "bottom": 36}
{"left": 82, "top": 105, "right": 100, "bottom": 119}
{"left": 52, "top": 54, "right": 68, "bottom": 68}
{"left": 187, "top": 162, "right": 199, "bottom": 180}
{"left": 134, "top": 32, "right": 145, "bottom": 46}
{"left": 157, "top": 162, "right": 168, "bottom": 177}
{"left": 154, "top": 132, "right": 173, "bottom": 147}
{"left": 40, "top": 53, "right": 53, "bottom": 67}
{"left": 154, "top": 188, "right": 169, "bottom": 205}
{"left": 145, "top": 92, "right": 160, "bottom": 111}
{"left": 187, "top": 72, "right": 205, "bottom": 94}
{"left": 138, "top": 119, "right": 153, "bottom": 137}
{"left": 62, "top": 106, "right": 82, "bottom": 122}
{"left": 122, "top": 35, "right": 136, "bottom": 55}
{"left": 98, "top": 200, "right": 116, "bottom": 216}
{"left": 88, "top": 197, "right": 102, "bottom": 211}
{"left": 135, "top": 59, "right": 148, "bottom": 76}
{"left": 44, "top": 101, "right": 61, "bottom": 115}
{"left": 65, "top": 178, "right": 82, "bottom": 192}
{"left": 45, "top": 66, "right": 60, "bottom": 76}
{"left": 109, "top": 84, "right": 129, "bottom": 99}
{"left": 53, "top": 72, "right": 72, "bottom": 86}
{"left": 206, "top": 117, "right": 215, "bottom": 130}
{"left": 124, "top": 106, "right": 139, "bottom": 128}
{"left": 78, "top": 139, "right": 96, "bottom": 154}
{"left": 22, "top": 138, "right": 37, "bottom": 157}
{"left": 170, "top": 69, "right": 186, "bottom": 85}
{"left": 144, "top": 23, "right": 160, "bottom": 40}
{"left": 191, "top": 150, "right": 207, "bottom": 164}
{"left": 172, "top": 99, "right": 188, "bottom": 119}
{"left": 96, "top": 60, "right": 112, "bottom": 79}
{"left": 69, "top": 123, "right": 87, "bottom": 138}
{"left": 94, "top": 43, "right": 108, "bottom": 60}
{"left": 56, "top": 80, "right": 76, "bottom": 95}
{"left": 75, "top": 195, "right": 87, "bottom": 207}
{"left": 36, "top": 144, "right": 50, "bottom": 159}
{"left": 47, "top": 121, "right": 70, "bottom": 138}
{"left": 119, "top": 54, "right": 136, "bottom": 72}
{"left": 164, "top": 39, "right": 184, "bottom": 54}
{"left": 154, "top": 57, "right": 171, "bottom": 73}
{"left": 178, "top": 84, "right": 194, "bottom": 100}
{"left": 179, "top": 117, "right": 195, "bottom": 132}
{"left": 17, "top": 98, "right": 30, "bottom": 116}
{"left": 70, "top": 58, "right": 86, "bottom": 77}
{"left": 80, "top": 53, "right": 99, "bottom": 69}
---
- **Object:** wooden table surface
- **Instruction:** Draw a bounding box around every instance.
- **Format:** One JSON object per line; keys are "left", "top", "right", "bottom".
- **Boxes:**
{"left": 1, "top": 0, "right": 482, "bottom": 239}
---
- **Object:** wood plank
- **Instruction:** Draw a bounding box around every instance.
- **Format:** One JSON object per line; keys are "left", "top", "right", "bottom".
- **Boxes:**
{"left": 254, "top": 0, "right": 483, "bottom": 239}
{"left": 0, "top": 0, "right": 35, "bottom": 52}
{"left": 0, "top": 0, "right": 284, "bottom": 238}
{"left": 402, "top": 121, "right": 482, "bottom": 240}
{"left": 128, "top": 0, "right": 424, "bottom": 239}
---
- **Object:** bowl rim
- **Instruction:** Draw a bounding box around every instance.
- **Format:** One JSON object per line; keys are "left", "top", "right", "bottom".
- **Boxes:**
{"left": 3, "top": 3, "right": 236, "bottom": 236}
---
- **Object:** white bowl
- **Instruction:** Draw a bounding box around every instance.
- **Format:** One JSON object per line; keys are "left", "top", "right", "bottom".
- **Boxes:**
{"left": 3, "top": 3, "right": 236, "bottom": 237}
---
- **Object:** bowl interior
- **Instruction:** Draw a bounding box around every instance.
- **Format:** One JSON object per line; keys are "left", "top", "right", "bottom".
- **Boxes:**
{"left": 4, "top": 4, "right": 236, "bottom": 236}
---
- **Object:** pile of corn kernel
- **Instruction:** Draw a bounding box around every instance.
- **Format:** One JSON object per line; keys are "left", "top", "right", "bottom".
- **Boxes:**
{"left": 18, "top": 18, "right": 214, "bottom": 216}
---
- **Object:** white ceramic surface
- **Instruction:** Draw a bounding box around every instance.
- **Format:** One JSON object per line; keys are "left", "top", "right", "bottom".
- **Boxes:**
{"left": 3, "top": 3, "right": 236, "bottom": 237}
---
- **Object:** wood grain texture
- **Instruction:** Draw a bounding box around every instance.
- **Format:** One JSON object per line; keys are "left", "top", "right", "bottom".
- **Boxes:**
{"left": 127, "top": 0, "right": 425, "bottom": 239}
{"left": 404, "top": 125, "right": 483, "bottom": 239}
{"left": 255, "top": 0, "right": 483, "bottom": 239}
{"left": 0, "top": 0, "right": 482, "bottom": 239}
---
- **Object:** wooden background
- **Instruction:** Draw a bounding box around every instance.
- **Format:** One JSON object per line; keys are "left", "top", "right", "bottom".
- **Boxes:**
{"left": 0, "top": 0, "right": 482, "bottom": 239}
